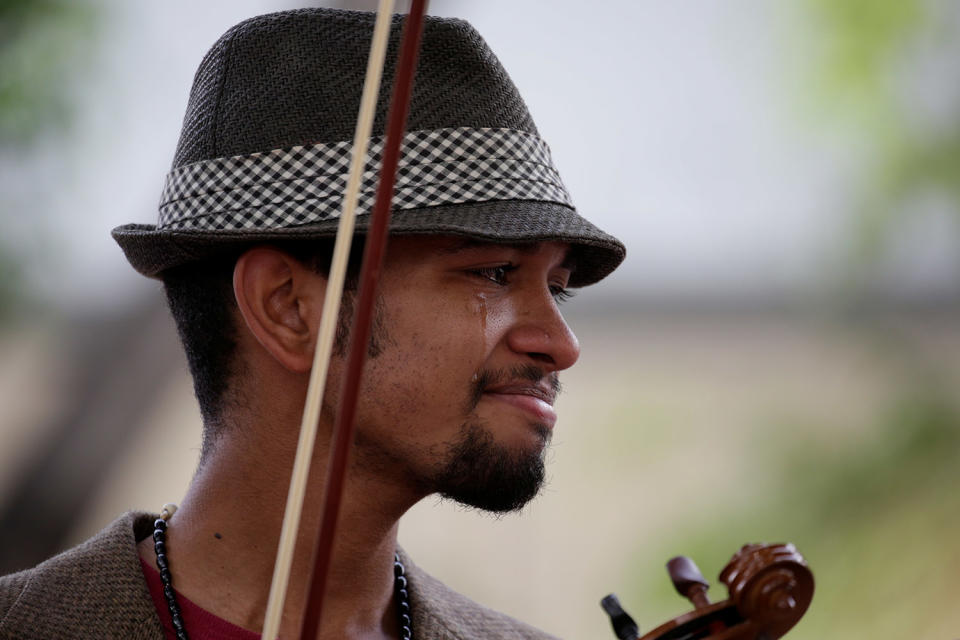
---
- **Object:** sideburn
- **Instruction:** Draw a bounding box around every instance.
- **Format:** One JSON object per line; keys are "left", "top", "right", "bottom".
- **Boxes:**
{"left": 334, "top": 291, "right": 391, "bottom": 358}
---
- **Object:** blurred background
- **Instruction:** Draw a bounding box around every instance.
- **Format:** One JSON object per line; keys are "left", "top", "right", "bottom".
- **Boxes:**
{"left": 1, "top": 0, "right": 958, "bottom": 638}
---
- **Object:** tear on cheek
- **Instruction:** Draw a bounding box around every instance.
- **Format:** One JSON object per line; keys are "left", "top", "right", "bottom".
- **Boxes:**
{"left": 470, "top": 294, "right": 488, "bottom": 334}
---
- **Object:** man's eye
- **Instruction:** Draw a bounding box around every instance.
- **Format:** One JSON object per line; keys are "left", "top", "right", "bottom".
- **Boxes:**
{"left": 550, "top": 285, "right": 575, "bottom": 303}
{"left": 471, "top": 265, "right": 514, "bottom": 285}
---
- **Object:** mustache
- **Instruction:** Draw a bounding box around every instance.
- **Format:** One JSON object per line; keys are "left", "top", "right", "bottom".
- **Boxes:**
{"left": 466, "top": 364, "right": 562, "bottom": 412}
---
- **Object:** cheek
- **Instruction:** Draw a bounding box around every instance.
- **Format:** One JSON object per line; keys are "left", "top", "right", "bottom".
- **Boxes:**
{"left": 480, "top": 295, "right": 516, "bottom": 349}
{"left": 359, "top": 300, "right": 487, "bottom": 420}
{"left": 346, "top": 286, "right": 528, "bottom": 466}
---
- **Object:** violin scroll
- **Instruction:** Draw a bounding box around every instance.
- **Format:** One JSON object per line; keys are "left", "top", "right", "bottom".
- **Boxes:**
{"left": 601, "top": 543, "right": 814, "bottom": 640}
{"left": 720, "top": 543, "right": 814, "bottom": 639}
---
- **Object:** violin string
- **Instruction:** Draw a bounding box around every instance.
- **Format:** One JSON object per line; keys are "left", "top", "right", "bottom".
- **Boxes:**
{"left": 260, "top": 1, "right": 396, "bottom": 637}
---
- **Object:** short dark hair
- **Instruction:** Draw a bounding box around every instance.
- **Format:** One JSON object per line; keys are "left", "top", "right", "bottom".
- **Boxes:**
{"left": 162, "top": 240, "right": 362, "bottom": 461}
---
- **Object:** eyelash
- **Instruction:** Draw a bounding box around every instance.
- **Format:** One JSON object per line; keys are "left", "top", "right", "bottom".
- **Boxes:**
{"left": 469, "top": 265, "right": 575, "bottom": 303}
{"left": 550, "top": 286, "right": 575, "bottom": 303}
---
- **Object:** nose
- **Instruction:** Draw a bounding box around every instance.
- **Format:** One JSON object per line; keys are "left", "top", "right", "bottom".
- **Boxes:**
{"left": 505, "top": 293, "right": 580, "bottom": 372}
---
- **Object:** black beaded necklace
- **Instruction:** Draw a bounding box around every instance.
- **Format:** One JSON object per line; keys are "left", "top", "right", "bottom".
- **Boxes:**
{"left": 152, "top": 505, "right": 412, "bottom": 640}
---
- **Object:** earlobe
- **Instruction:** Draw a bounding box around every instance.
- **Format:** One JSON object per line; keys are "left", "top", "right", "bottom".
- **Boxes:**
{"left": 233, "top": 248, "right": 323, "bottom": 373}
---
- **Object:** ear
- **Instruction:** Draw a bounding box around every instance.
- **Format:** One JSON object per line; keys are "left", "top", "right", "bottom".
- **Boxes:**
{"left": 233, "top": 247, "right": 324, "bottom": 373}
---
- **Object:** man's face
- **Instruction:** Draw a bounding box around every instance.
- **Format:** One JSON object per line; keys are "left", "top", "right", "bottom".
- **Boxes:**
{"left": 342, "top": 236, "right": 580, "bottom": 513}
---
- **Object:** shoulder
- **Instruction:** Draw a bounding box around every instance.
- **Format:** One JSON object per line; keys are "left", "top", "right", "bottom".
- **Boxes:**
{"left": 0, "top": 568, "right": 29, "bottom": 628}
{"left": 0, "top": 512, "right": 163, "bottom": 640}
{"left": 400, "top": 550, "right": 560, "bottom": 640}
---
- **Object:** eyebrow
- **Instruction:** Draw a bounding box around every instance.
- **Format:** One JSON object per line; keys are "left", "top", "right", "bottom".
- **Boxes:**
{"left": 435, "top": 238, "right": 576, "bottom": 271}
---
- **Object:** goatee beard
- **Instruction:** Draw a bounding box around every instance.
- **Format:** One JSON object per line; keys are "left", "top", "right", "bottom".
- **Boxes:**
{"left": 434, "top": 420, "right": 550, "bottom": 514}
{"left": 433, "top": 363, "right": 557, "bottom": 513}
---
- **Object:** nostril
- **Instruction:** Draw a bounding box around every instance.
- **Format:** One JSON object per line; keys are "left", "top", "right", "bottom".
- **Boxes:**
{"left": 527, "top": 352, "right": 555, "bottom": 366}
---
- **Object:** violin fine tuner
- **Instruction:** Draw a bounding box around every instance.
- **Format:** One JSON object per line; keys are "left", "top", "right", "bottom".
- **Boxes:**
{"left": 601, "top": 543, "right": 814, "bottom": 640}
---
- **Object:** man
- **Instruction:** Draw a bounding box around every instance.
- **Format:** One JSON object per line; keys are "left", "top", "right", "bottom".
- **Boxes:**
{"left": 0, "top": 8, "right": 623, "bottom": 639}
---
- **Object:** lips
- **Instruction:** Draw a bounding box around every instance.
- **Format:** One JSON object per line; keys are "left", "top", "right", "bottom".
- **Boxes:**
{"left": 482, "top": 382, "right": 558, "bottom": 427}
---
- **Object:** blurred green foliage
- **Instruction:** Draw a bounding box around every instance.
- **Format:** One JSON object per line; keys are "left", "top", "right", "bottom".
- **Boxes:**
{"left": 809, "top": 0, "right": 922, "bottom": 127}
{"left": 0, "top": 247, "right": 23, "bottom": 323}
{"left": 0, "top": 0, "right": 97, "bottom": 321}
{"left": 806, "top": 0, "right": 960, "bottom": 271}
{"left": 0, "top": 0, "right": 95, "bottom": 145}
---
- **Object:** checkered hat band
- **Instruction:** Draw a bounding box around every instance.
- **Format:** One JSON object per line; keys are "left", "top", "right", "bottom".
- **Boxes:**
{"left": 158, "top": 127, "right": 572, "bottom": 230}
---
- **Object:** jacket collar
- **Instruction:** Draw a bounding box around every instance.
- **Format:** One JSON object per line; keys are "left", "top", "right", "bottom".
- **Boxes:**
{"left": 4, "top": 512, "right": 516, "bottom": 640}
{"left": 2, "top": 511, "right": 162, "bottom": 639}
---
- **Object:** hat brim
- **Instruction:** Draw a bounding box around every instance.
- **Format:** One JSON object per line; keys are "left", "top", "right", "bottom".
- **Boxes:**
{"left": 112, "top": 200, "right": 625, "bottom": 287}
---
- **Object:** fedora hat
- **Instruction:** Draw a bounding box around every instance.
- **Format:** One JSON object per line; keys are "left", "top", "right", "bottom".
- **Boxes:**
{"left": 112, "top": 8, "right": 625, "bottom": 287}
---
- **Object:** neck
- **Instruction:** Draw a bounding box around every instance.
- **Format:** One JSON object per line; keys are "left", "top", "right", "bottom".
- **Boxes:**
{"left": 138, "top": 417, "right": 419, "bottom": 639}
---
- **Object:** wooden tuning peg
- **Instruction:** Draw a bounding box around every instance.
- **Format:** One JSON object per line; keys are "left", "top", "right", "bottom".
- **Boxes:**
{"left": 667, "top": 556, "right": 711, "bottom": 610}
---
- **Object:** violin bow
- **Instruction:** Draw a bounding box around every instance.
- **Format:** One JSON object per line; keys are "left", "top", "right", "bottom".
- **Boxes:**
{"left": 260, "top": 1, "right": 429, "bottom": 638}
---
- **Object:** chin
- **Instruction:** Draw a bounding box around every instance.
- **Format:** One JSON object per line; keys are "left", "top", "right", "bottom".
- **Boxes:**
{"left": 433, "top": 421, "right": 549, "bottom": 514}
{"left": 492, "top": 420, "right": 551, "bottom": 454}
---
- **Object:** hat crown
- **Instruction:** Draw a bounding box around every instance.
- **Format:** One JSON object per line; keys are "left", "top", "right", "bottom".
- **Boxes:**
{"left": 173, "top": 7, "right": 536, "bottom": 169}
{"left": 113, "top": 8, "right": 626, "bottom": 286}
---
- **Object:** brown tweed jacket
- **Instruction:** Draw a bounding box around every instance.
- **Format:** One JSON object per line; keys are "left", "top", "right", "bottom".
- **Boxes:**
{"left": 0, "top": 512, "right": 557, "bottom": 640}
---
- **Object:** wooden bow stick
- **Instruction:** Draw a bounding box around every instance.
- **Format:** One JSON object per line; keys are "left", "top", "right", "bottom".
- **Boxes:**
{"left": 260, "top": 1, "right": 429, "bottom": 638}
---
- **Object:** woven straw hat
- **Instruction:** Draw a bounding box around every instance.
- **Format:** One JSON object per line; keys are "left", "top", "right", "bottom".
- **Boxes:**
{"left": 112, "top": 8, "right": 625, "bottom": 287}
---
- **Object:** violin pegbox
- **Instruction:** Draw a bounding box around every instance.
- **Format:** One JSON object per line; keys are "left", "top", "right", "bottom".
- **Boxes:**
{"left": 601, "top": 543, "right": 814, "bottom": 640}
